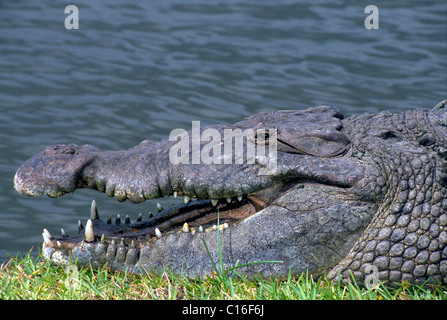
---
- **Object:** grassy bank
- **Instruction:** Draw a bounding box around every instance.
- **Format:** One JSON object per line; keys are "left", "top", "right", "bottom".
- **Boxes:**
{"left": 0, "top": 250, "right": 445, "bottom": 300}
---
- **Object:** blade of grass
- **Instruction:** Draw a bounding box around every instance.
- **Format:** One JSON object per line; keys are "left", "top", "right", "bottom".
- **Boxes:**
{"left": 202, "top": 208, "right": 283, "bottom": 280}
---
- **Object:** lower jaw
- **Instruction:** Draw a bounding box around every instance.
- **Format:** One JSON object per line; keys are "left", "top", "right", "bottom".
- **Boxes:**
{"left": 41, "top": 196, "right": 266, "bottom": 271}
{"left": 42, "top": 195, "right": 265, "bottom": 251}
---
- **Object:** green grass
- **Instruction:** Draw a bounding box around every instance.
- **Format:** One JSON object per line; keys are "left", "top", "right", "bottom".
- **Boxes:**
{"left": 0, "top": 249, "right": 445, "bottom": 300}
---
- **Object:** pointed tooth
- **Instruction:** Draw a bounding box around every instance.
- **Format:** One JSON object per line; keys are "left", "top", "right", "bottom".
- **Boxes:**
{"left": 149, "top": 212, "right": 153, "bottom": 218}
{"left": 101, "top": 234, "right": 105, "bottom": 243}
{"left": 125, "top": 215, "right": 130, "bottom": 224}
{"left": 198, "top": 226, "right": 204, "bottom": 233}
{"left": 212, "top": 224, "right": 217, "bottom": 231}
{"left": 130, "top": 240, "right": 135, "bottom": 248}
{"left": 211, "top": 199, "right": 218, "bottom": 206}
{"left": 137, "top": 213, "right": 142, "bottom": 222}
{"left": 61, "top": 228, "right": 68, "bottom": 237}
{"left": 57, "top": 241, "right": 62, "bottom": 248}
{"left": 155, "top": 228, "right": 162, "bottom": 239}
{"left": 78, "top": 220, "right": 84, "bottom": 232}
{"left": 43, "top": 228, "right": 53, "bottom": 240}
{"left": 115, "top": 214, "right": 121, "bottom": 224}
{"left": 184, "top": 195, "right": 191, "bottom": 204}
{"left": 237, "top": 196, "right": 243, "bottom": 201}
{"left": 107, "top": 216, "right": 112, "bottom": 224}
{"left": 226, "top": 198, "right": 232, "bottom": 203}
{"left": 84, "top": 219, "right": 95, "bottom": 242}
{"left": 182, "top": 222, "right": 190, "bottom": 233}
{"left": 111, "top": 239, "right": 116, "bottom": 246}
{"left": 157, "top": 203, "right": 163, "bottom": 212}
{"left": 173, "top": 191, "right": 178, "bottom": 198}
{"left": 90, "top": 200, "right": 99, "bottom": 220}
{"left": 42, "top": 232, "right": 51, "bottom": 245}
{"left": 223, "top": 223, "right": 229, "bottom": 229}
{"left": 119, "top": 238, "right": 125, "bottom": 247}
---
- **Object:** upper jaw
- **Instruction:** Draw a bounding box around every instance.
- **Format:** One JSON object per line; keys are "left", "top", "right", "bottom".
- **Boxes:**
{"left": 13, "top": 106, "right": 356, "bottom": 204}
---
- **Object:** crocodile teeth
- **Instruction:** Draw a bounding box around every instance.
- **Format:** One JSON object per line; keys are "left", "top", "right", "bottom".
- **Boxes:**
{"left": 211, "top": 199, "right": 218, "bottom": 206}
{"left": 237, "top": 196, "right": 243, "bottom": 201}
{"left": 155, "top": 228, "right": 162, "bottom": 239}
{"left": 115, "top": 214, "right": 121, "bottom": 224}
{"left": 125, "top": 215, "right": 130, "bottom": 224}
{"left": 107, "top": 216, "right": 112, "bottom": 224}
{"left": 198, "top": 226, "right": 204, "bottom": 233}
{"left": 182, "top": 222, "right": 190, "bottom": 233}
{"left": 78, "top": 220, "right": 84, "bottom": 231}
{"left": 137, "top": 213, "right": 142, "bottom": 222}
{"left": 42, "top": 233, "right": 51, "bottom": 245}
{"left": 57, "top": 241, "right": 62, "bottom": 248}
{"left": 101, "top": 234, "right": 105, "bottom": 243}
{"left": 206, "top": 223, "right": 229, "bottom": 232}
{"left": 61, "top": 228, "right": 68, "bottom": 237}
{"left": 173, "top": 191, "right": 178, "bottom": 198}
{"left": 226, "top": 198, "right": 232, "bottom": 203}
{"left": 157, "top": 203, "right": 163, "bottom": 212}
{"left": 90, "top": 200, "right": 99, "bottom": 220}
{"left": 184, "top": 195, "right": 191, "bottom": 204}
{"left": 84, "top": 219, "right": 95, "bottom": 242}
{"left": 42, "top": 229, "right": 53, "bottom": 244}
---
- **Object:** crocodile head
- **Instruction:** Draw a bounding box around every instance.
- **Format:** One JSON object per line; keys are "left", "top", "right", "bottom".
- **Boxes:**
{"left": 14, "top": 103, "right": 446, "bottom": 284}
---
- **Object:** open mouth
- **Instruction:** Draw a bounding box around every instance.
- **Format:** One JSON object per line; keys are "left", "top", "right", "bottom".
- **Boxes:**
{"left": 41, "top": 171, "right": 359, "bottom": 254}
{"left": 41, "top": 192, "right": 268, "bottom": 252}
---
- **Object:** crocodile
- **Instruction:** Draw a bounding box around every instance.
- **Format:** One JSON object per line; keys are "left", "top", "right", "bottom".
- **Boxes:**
{"left": 13, "top": 100, "right": 447, "bottom": 286}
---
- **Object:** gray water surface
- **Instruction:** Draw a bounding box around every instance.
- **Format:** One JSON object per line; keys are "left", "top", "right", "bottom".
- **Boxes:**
{"left": 0, "top": 1, "right": 446, "bottom": 262}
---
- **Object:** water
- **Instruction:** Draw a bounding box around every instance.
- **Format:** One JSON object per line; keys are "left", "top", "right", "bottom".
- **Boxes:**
{"left": 0, "top": 0, "right": 445, "bottom": 263}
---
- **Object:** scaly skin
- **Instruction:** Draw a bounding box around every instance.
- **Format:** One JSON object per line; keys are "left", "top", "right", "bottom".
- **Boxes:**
{"left": 13, "top": 102, "right": 447, "bottom": 286}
